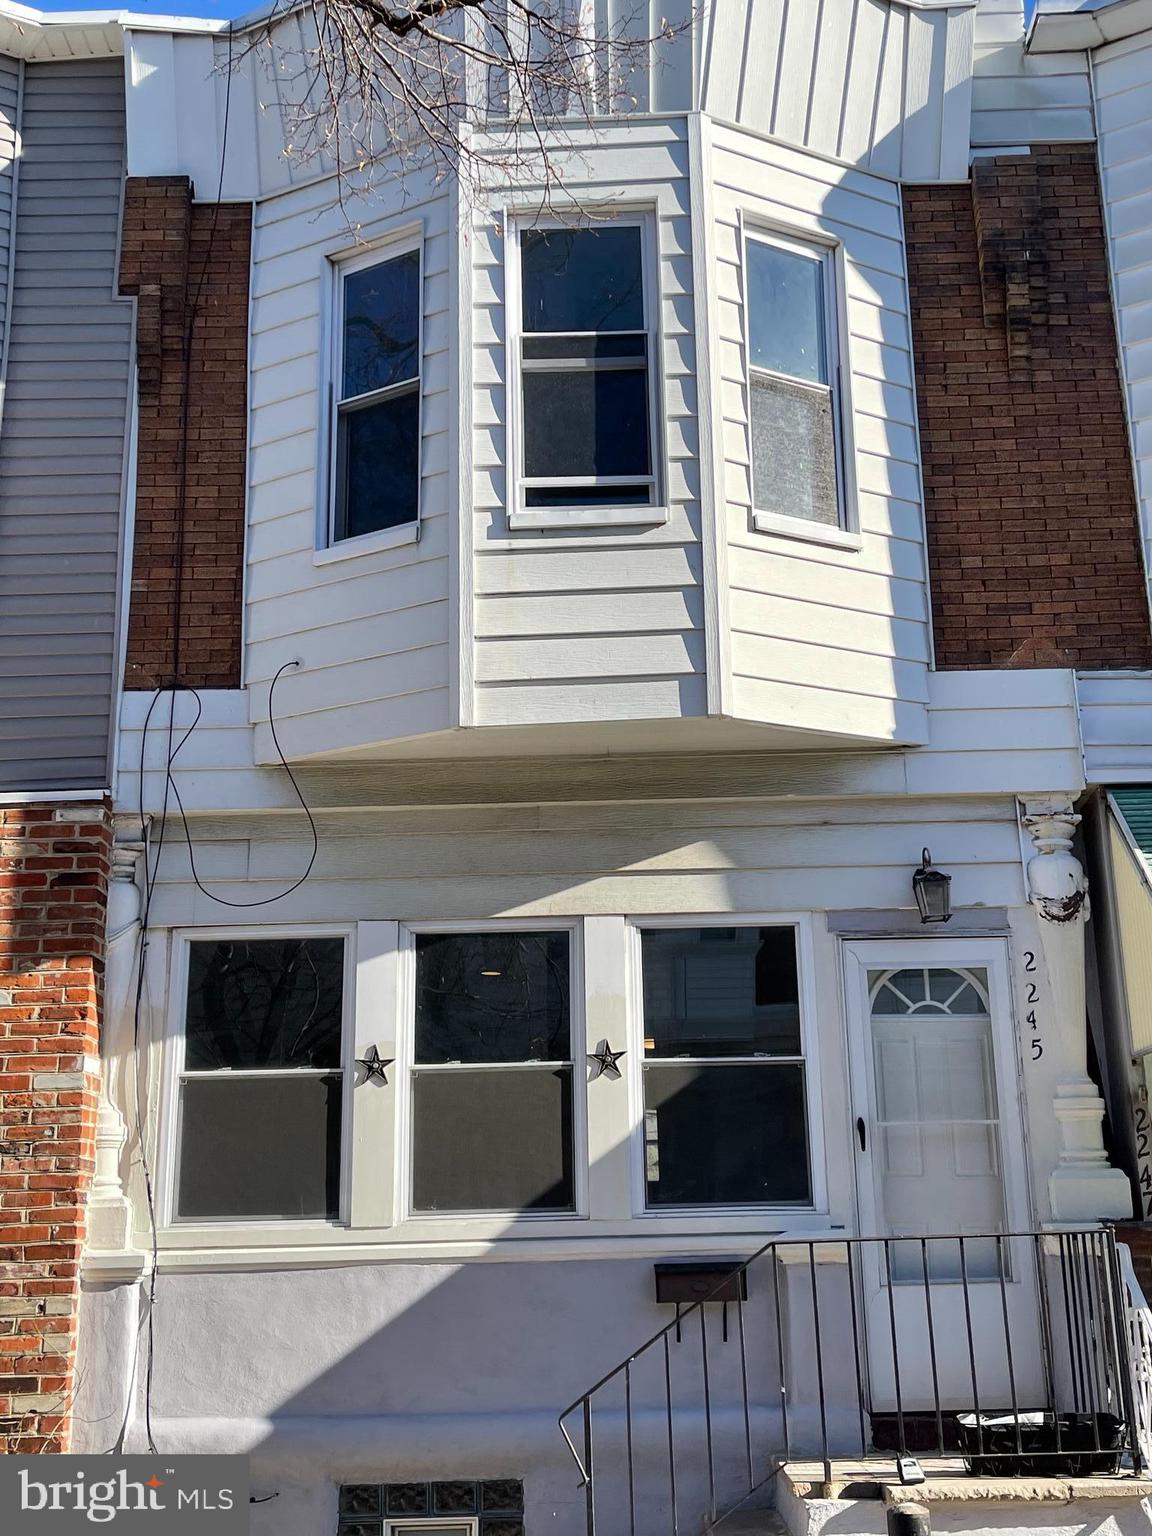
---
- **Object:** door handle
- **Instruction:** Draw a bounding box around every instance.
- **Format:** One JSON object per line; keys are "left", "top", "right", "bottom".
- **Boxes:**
{"left": 856, "top": 1117, "right": 867, "bottom": 1152}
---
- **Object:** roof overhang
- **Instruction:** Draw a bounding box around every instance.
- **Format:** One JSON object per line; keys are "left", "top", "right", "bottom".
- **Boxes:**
{"left": 1028, "top": 0, "right": 1152, "bottom": 52}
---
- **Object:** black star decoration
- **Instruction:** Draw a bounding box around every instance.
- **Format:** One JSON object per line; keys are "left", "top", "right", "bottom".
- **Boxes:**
{"left": 587, "top": 1038, "right": 626, "bottom": 1081}
{"left": 354, "top": 1045, "right": 393, "bottom": 1086}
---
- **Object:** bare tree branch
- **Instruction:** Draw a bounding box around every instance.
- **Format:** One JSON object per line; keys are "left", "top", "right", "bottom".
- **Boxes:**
{"left": 230, "top": 0, "right": 697, "bottom": 211}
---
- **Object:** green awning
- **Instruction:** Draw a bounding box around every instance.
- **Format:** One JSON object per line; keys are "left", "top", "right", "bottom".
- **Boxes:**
{"left": 1111, "top": 788, "right": 1152, "bottom": 858}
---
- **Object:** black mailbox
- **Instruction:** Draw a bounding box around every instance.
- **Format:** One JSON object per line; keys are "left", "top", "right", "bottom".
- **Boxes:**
{"left": 653, "top": 1259, "right": 748, "bottom": 1306}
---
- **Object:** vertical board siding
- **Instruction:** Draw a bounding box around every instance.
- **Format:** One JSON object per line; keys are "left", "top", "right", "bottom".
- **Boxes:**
{"left": 1095, "top": 34, "right": 1152, "bottom": 617}
{"left": 471, "top": 124, "right": 709, "bottom": 729}
{"left": 702, "top": 0, "right": 974, "bottom": 181}
{"left": 971, "top": 0, "right": 1092, "bottom": 147}
{"left": 244, "top": 173, "right": 453, "bottom": 758}
{"left": 711, "top": 123, "right": 930, "bottom": 746}
{"left": 0, "top": 59, "right": 132, "bottom": 792}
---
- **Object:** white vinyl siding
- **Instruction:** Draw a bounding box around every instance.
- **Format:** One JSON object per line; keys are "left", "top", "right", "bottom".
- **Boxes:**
{"left": 710, "top": 123, "right": 930, "bottom": 746}
{"left": 244, "top": 171, "right": 452, "bottom": 758}
{"left": 970, "top": 0, "right": 1092, "bottom": 149}
{"left": 472, "top": 123, "right": 706, "bottom": 730}
{"left": 1094, "top": 30, "right": 1152, "bottom": 618}
{"left": 701, "top": 0, "right": 975, "bottom": 181}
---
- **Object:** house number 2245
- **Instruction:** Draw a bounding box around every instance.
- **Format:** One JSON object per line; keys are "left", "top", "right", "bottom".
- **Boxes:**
{"left": 1022, "top": 951, "right": 1043, "bottom": 1061}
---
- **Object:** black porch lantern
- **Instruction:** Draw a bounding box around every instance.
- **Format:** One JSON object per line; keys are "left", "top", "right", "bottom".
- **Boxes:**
{"left": 912, "top": 847, "right": 952, "bottom": 924}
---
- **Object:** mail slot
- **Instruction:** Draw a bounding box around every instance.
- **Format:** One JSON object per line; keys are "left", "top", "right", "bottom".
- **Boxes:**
{"left": 653, "top": 1260, "right": 747, "bottom": 1305}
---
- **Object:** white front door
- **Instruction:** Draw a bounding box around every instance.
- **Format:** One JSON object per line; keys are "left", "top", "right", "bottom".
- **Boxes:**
{"left": 844, "top": 939, "right": 1044, "bottom": 1413}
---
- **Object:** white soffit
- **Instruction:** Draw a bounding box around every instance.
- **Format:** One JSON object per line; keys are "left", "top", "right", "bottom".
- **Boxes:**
{"left": 1029, "top": 0, "right": 1152, "bottom": 51}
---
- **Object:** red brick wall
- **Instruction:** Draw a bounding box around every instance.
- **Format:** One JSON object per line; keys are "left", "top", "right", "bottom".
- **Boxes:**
{"left": 903, "top": 145, "right": 1152, "bottom": 670}
{"left": 119, "top": 177, "right": 252, "bottom": 690}
{"left": 0, "top": 804, "right": 111, "bottom": 1452}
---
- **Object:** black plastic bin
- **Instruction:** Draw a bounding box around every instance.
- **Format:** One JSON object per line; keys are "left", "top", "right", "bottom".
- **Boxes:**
{"left": 957, "top": 1412, "right": 1125, "bottom": 1476}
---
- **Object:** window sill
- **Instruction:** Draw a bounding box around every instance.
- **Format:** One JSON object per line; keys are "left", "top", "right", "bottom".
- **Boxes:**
{"left": 508, "top": 505, "right": 670, "bottom": 531}
{"left": 751, "top": 510, "right": 862, "bottom": 551}
{"left": 314, "top": 521, "right": 419, "bottom": 565}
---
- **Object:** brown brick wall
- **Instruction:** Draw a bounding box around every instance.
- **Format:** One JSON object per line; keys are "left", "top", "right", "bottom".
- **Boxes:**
{"left": 903, "top": 144, "right": 1152, "bottom": 670}
{"left": 119, "top": 177, "right": 252, "bottom": 690}
{"left": 0, "top": 805, "right": 111, "bottom": 1453}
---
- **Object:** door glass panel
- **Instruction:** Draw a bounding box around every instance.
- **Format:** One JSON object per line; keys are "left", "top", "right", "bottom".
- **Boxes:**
{"left": 867, "top": 966, "right": 1004, "bottom": 1280}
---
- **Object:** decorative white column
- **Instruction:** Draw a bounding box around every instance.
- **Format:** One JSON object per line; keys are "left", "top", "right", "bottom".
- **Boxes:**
{"left": 1022, "top": 796, "right": 1132, "bottom": 1222}
{"left": 87, "top": 819, "right": 146, "bottom": 1262}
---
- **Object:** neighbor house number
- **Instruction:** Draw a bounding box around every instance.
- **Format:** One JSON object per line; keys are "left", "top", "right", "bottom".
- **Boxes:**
{"left": 1022, "top": 950, "right": 1043, "bottom": 1062}
{"left": 1134, "top": 1093, "right": 1152, "bottom": 1217}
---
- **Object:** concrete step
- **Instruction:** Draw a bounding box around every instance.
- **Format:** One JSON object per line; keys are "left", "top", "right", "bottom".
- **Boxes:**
{"left": 711, "top": 1514, "right": 787, "bottom": 1535}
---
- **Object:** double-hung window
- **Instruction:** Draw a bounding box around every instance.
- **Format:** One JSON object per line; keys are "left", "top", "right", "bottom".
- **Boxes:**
{"left": 331, "top": 245, "right": 421, "bottom": 543}
{"left": 173, "top": 936, "right": 346, "bottom": 1221}
{"left": 745, "top": 232, "right": 845, "bottom": 530}
{"left": 639, "top": 925, "right": 811, "bottom": 1207}
{"left": 409, "top": 929, "right": 575, "bottom": 1214}
{"left": 515, "top": 222, "right": 658, "bottom": 515}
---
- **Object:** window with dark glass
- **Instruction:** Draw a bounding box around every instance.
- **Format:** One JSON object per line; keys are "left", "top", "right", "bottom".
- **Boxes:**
{"left": 518, "top": 224, "right": 656, "bottom": 511}
{"left": 639, "top": 926, "right": 811, "bottom": 1207}
{"left": 175, "top": 937, "right": 345, "bottom": 1220}
{"left": 746, "top": 234, "right": 842, "bottom": 528}
{"left": 411, "top": 930, "right": 574, "bottom": 1213}
{"left": 333, "top": 248, "right": 420, "bottom": 542}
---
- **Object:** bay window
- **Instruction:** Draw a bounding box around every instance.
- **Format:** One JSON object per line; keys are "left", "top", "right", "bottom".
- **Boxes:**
{"left": 409, "top": 929, "right": 576, "bottom": 1213}
{"left": 745, "top": 231, "right": 845, "bottom": 531}
{"left": 331, "top": 243, "right": 421, "bottom": 543}
{"left": 173, "top": 935, "right": 346, "bottom": 1221}
{"left": 639, "top": 924, "right": 812, "bottom": 1207}
{"left": 514, "top": 221, "right": 659, "bottom": 517}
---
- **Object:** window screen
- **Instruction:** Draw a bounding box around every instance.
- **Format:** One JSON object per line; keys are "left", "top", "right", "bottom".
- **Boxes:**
{"left": 639, "top": 926, "right": 811, "bottom": 1207}
{"left": 175, "top": 937, "right": 345, "bottom": 1220}
{"left": 518, "top": 226, "right": 656, "bottom": 512}
{"left": 746, "top": 236, "right": 842, "bottom": 528}
{"left": 410, "top": 931, "right": 575, "bottom": 1213}
{"left": 334, "top": 248, "right": 421, "bottom": 541}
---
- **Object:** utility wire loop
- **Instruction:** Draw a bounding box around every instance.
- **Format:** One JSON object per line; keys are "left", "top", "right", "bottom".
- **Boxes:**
{"left": 166, "top": 660, "right": 320, "bottom": 909}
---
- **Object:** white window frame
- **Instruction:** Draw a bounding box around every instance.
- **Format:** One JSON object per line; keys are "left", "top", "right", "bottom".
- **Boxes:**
{"left": 741, "top": 221, "right": 860, "bottom": 550}
{"left": 505, "top": 210, "right": 668, "bottom": 531}
{"left": 625, "top": 913, "right": 827, "bottom": 1219}
{"left": 161, "top": 925, "right": 357, "bottom": 1229}
{"left": 321, "top": 230, "right": 424, "bottom": 560}
{"left": 387, "top": 1524, "right": 479, "bottom": 1535}
{"left": 394, "top": 919, "right": 589, "bottom": 1223}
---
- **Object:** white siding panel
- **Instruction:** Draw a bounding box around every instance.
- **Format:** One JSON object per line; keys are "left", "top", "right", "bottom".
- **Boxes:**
{"left": 1079, "top": 672, "right": 1152, "bottom": 784}
{"left": 244, "top": 180, "right": 454, "bottom": 754}
{"left": 702, "top": 0, "right": 972, "bottom": 179}
{"left": 472, "top": 123, "right": 706, "bottom": 731}
{"left": 1094, "top": 34, "right": 1152, "bottom": 616}
{"left": 971, "top": 0, "right": 1093, "bottom": 147}
{"left": 711, "top": 122, "right": 930, "bottom": 747}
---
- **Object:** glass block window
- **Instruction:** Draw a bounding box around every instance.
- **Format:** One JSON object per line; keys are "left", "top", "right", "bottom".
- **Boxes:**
{"left": 639, "top": 925, "right": 812, "bottom": 1207}
{"left": 337, "top": 1480, "right": 523, "bottom": 1535}
{"left": 410, "top": 931, "right": 575, "bottom": 1213}
{"left": 745, "top": 233, "right": 844, "bottom": 528}
{"left": 517, "top": 223, "right": 658, "bottom": 513}
{"left": 332, "top": 245, "right": 421, "bottom": 542}
{"left": 174, "top": 937, "right": 345, "bottom": 1220}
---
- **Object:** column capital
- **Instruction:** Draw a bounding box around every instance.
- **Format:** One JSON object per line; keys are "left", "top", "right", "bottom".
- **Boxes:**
{"left": 1020, "top": 795, "right": 1088, "bottom": 924}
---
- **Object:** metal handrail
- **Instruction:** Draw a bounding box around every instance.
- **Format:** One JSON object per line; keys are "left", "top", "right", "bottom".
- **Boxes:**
{"left": 559, "top": 1227, "right": 1144, "bottom": 1536}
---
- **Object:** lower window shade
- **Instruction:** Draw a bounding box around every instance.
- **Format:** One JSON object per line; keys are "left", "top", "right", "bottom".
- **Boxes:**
{"left": 750, "top": 371, "right": 839, "bottom": 526}
{"left": 176, "top": 1074, "right": 342, "bottom": 1220}
{"left": 643, "top": 1062, "right": 810, "bottom": 1206}
{"left": 335, "top": 386, "right": 420, "bottom": 540}
{"left": 411, "top": 1067, "right": 574, "bottom": 1213}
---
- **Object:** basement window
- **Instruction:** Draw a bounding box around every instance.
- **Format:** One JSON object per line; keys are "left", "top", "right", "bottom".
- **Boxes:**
{"left": 331, "top": 243, "right": 421, "bottom": 543}
{"left": 409, "top": 929, "right": 575, "bottom": 1214}
{"left": 173, "top": 936, "right": 346, "bottom": 1221}
{"left": 745, "top": 231, "right": 847, "bottom": 533}
{"left": 639, "top": 925, "right": 812, "bottom": 1208}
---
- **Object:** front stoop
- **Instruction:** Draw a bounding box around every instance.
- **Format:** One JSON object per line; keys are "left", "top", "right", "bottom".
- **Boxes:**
{"left": 776, "top": 1460, "right": 1152, "bottom": 1536}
